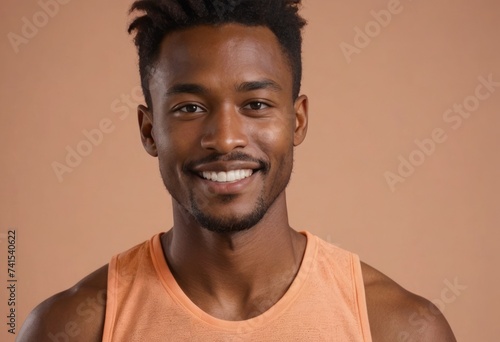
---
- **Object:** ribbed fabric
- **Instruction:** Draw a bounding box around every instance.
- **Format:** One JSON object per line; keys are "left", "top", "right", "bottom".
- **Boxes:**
{"left": 102, "top": 231, "right": 372, "bottom": 341}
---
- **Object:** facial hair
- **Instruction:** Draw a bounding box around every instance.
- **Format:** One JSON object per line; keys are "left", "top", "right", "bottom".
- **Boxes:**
{"left": 161, "top": 149, "right": 293, "bottom": 234}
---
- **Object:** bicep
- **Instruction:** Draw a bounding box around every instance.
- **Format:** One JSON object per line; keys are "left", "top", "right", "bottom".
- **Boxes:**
{"left": 17, "top": 288, "right": 106, "bottom": 342}
{"left": 390, "top": 295, "right": 457, "bottom": 342}
{"left": 17, "top": 309, "right": 47, "bottom": 342}
{"left": 402, "top": 300, "right": 456, "bottom": 342}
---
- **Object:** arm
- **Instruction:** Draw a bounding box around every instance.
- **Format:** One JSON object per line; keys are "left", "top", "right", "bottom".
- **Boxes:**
{"left": 362, "top": 262, "right": 456, "bottom": 342}
{"left": 17, "top": 265, "right": 108, "bottom": 342}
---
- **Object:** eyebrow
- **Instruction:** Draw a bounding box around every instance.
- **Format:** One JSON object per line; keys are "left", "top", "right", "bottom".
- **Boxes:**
{"left": 165, "top": 79, "right": 283, "bottom": 97}
{"left": 236, "top": 79, "right": 283, "bottom": 93}
{"left": 165, "top": 83, "right": 207, "bottom": 96}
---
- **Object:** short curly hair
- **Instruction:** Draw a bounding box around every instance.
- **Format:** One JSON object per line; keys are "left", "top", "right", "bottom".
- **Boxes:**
{"left": 128, "top": 0, "right": 307, "bottom": 109}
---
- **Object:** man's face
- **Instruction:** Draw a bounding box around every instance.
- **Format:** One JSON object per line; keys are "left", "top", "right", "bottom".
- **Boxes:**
{"left": 139, "top": 24, "right": 308, "bottom": 233}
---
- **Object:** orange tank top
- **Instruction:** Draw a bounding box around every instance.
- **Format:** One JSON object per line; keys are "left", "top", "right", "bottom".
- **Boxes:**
{"left": 102, "top": 231, "right": 372, "bottom": 341}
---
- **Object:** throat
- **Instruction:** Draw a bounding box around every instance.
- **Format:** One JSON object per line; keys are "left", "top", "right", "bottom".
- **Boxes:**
{"left": 162, "top": 227, "right": 307, "bottom": 321}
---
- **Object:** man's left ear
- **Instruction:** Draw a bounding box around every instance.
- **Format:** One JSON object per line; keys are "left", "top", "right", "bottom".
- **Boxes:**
{"left": 293, "top": 95, "right": 308, "bottom": 146}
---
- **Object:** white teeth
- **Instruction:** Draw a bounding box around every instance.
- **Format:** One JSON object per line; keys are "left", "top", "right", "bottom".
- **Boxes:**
{"left": 217, "top": 172, "right": 227, "bottom": 182}
{"left": 201, "top": 169, "right": 253, "bottom": 183}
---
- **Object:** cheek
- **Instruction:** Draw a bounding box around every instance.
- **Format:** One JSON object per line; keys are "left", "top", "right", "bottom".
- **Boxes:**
{"left": 153, "top": 129, "right": 185, "bottom": 178}
{"left": 255, "top": 118, "right": 295, "bottom": 156}
{"left": 154, "top": 123, "right": 191, "bottom": 157}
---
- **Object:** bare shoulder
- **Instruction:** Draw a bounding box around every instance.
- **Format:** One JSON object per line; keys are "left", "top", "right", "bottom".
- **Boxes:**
{"left": 17, "top": 264, "right": 108, "bottom": 342}
{"left": 360, "top": 262, "right": 456, "bottom": 342}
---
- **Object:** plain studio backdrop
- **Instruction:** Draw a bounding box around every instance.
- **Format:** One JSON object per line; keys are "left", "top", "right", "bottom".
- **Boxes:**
{"left": 1, "top": 0, "right": 499, "bottom": 341}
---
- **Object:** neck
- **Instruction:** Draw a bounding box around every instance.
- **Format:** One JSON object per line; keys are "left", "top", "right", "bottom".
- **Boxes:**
{"left": 161, "top": 192, "right": 307, "bottom": 320}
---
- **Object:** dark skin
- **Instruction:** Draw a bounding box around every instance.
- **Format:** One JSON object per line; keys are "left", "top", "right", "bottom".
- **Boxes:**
{"left": 18, "top": 24, "right": 456, "bottom": 341}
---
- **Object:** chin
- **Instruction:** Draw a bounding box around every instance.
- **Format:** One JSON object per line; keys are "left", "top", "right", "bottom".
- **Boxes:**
{"left": 191, "top": 198, "right": 267, "bottom": 234}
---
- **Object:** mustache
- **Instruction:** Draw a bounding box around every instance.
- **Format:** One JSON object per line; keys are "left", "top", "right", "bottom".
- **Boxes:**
{"left": 184, "top": 151, "right": 270, "bottom": 173}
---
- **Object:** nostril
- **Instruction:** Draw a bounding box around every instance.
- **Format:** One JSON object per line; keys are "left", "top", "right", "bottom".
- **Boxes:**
{"left": 200, "top": 131, "right": 248, "bottom": 153}
{"left": 200, "top": 110, "right": 248, "bottom": 146}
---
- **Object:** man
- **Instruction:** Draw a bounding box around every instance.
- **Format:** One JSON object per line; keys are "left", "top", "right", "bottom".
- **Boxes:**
{"left": 18, "top": 0, "right": 456, "bottom": 341}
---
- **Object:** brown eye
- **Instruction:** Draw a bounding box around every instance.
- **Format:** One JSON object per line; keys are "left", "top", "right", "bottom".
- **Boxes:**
{"left": 179, "top": 104, "right": 203, "bottom": 113}
{"left": 245, "top": 102, "right": 269, "bottom": 110}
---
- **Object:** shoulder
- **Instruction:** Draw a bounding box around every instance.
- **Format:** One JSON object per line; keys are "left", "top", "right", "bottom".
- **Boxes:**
{"left": 17, "top": 264, "right": 108, "bottom": 342}
{"left": 360, "top": 262, "right": 456, "bottom": 342}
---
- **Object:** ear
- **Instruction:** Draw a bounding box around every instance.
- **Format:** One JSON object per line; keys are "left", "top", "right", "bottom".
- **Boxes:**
{"left": 293, "top": 95, "right": 308, "bottom": 146}
{"left": 138, "top": 105, "right": 158, "bottom": 157}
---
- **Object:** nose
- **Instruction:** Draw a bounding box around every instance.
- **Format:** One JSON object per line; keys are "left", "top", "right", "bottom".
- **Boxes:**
{"left": 200, "top": 104, "right": 248, "bottom": 153}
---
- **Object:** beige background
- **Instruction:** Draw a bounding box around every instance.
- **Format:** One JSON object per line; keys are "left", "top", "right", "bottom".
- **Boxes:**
{"left": 1, "top": 0, "right": 498, "bottom": 341}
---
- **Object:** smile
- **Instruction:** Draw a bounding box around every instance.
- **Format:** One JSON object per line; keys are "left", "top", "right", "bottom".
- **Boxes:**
{"left": 200, "top": 169, "right": 254, "bottom": 183}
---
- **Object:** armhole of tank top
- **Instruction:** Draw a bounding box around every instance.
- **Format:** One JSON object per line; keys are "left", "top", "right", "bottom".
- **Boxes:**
{"left": 351, "top": 254, "right": 373, "bottom": 342}
{"left": 101, "top": 254, "right": 118, "bottom": 342}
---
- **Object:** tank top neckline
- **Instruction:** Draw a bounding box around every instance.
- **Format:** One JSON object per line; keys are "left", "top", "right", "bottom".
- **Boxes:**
{"left": 149, "top": 230, "right": 317, "bottom": 332}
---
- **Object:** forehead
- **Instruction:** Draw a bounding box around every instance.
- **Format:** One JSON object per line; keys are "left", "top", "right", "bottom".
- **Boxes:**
{"left": 151, "top": 24, "right": 292, "bottom": 93}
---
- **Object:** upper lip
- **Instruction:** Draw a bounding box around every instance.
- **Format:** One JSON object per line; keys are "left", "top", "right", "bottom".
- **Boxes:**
{"left": 191, "top": 161, "right": 262, "bottom": 173}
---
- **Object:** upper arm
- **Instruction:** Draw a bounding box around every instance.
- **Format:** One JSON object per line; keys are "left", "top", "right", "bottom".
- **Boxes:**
{"left": 361, "top": 262, "right": 456, "bottom": 342}
{"left": 386, "top": 293, "right": 456, "bottom": 342}
{"left": 17, "top": 265, "right": 108, "bottom": 342}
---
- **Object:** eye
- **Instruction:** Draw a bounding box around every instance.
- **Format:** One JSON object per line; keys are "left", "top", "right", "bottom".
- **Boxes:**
{"left": 178, "top": 104, "right": 204, "bottom": 113}
{"left": 243, "top": 102, "right": 270, "bottom": 110}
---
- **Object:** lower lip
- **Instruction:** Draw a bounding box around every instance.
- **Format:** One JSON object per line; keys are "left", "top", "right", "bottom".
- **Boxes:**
{"left": 194, "top": 172, "right": 258, "bottom": 195}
